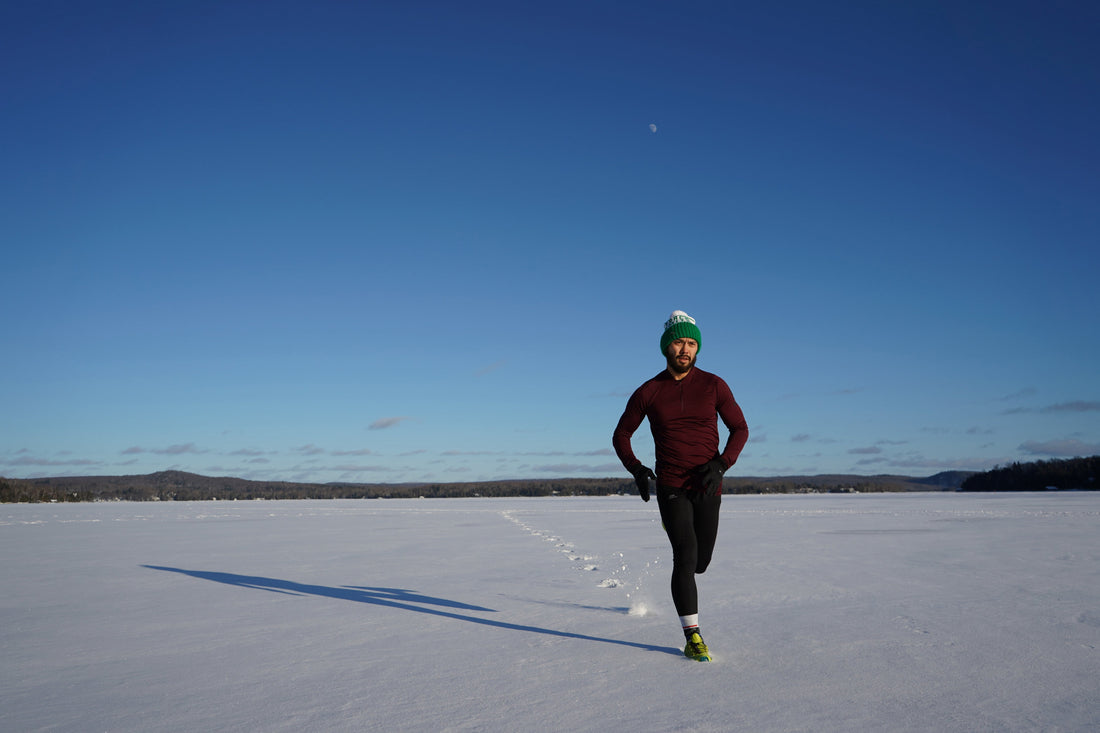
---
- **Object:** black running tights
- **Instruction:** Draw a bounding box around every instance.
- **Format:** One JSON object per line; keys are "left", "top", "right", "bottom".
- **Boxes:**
{"left": 656, "top": 485, "right": 721, "bottom": 617}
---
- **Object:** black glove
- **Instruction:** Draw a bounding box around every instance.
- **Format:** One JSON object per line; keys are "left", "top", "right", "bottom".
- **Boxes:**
{"left": 631, "top": 465, "right": 656, "bottom": 502}
{"left": 695, "top": 458, "right": 726, "bottom": 497}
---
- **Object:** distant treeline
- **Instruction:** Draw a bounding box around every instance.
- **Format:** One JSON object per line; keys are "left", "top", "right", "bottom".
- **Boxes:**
{"left": 960, "top": 456, "right": 1099, "bottom": 492}
{"left": 0, "top": 469, "right": 969, "bottom": 503}
{"left": 6, "top": 460, "right": 1095, "bottom": 502}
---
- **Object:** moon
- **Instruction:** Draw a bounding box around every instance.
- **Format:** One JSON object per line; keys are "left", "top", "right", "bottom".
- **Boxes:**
{"left": 649, "top": 123, "right": 657, "bottom": 133}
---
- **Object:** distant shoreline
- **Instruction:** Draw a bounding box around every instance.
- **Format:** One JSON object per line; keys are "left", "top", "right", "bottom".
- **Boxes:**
{"left": 5, "top": 458, "right": 1096, "bottom": 502}
{"left": 2, "top": 469, "right": 974, "bottom": 502}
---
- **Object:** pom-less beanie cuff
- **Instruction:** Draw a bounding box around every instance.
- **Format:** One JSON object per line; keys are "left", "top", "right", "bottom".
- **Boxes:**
{"left": 660, "top": 311, "right": 702, "bottom": 354}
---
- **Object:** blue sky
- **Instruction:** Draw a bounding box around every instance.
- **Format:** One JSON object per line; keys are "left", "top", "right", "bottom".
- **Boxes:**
{"left": 3, "top": 1, "right": 1098, "bottom": 484}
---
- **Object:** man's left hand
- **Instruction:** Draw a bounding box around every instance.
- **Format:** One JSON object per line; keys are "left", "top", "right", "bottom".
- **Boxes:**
{"left": 694, "top": 458, "right": 726, "bottom": 496}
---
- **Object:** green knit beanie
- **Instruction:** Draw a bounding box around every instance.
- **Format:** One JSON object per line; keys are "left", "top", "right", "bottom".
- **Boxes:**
{"left": 660, "top": 310, "right": 702, "bottom": 354}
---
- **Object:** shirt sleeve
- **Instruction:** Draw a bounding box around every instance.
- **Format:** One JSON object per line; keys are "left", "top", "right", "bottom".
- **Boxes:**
{"left": 715, "top": 378, "right": 749, "bottom": 469}
{"left": 612, "top": 387, "right": 647, "bottom": 473}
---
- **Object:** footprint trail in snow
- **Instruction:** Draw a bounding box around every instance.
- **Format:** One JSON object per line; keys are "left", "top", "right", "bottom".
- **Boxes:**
{"left": 499, "top": 510, "right": 661, "bottom": 617}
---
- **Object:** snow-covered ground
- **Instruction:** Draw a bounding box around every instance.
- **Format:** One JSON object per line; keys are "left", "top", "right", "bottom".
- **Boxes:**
{"left": 3, "top": 493, "right": 1098, "bottom": 732}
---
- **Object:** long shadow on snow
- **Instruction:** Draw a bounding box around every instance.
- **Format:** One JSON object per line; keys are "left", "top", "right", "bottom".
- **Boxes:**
{"left": 143, "top": 566, "right": 680, "bottom": 656}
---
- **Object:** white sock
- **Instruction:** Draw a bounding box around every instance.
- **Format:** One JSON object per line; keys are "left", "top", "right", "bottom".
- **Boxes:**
{"left": 679, "top": 614, "right": 699, "bottom": 630}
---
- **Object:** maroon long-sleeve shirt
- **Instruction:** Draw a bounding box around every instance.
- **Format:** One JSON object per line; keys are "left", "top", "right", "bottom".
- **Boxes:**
{"left": 613, "top": 366, "right": 749, "bottom": 491}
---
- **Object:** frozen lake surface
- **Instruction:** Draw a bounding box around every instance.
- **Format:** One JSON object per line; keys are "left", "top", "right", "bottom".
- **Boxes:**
{"left": 3, "top": 492, "right": 1099, "bottom": 732}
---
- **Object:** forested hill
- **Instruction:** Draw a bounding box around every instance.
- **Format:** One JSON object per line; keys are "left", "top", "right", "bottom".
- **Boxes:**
{"left": 960, "top": 456, "right": 1098, "bottom": 492}
{"left": 3, "top": 470, "right": 975, "bottom": 503}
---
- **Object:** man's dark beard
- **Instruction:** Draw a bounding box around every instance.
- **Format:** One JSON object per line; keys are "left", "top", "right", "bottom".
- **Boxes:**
{"left": 667, "top": 354, "right": 696, "bottom": 375}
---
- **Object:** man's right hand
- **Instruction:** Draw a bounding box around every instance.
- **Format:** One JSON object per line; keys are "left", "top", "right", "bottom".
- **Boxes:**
{"left": 631, "top": 465, "right": 657, "bottom": 502}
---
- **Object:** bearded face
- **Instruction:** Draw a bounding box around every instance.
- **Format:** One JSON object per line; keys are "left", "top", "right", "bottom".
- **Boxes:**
{"left": 665, "top": 338, "right": 698, "bottom": 376}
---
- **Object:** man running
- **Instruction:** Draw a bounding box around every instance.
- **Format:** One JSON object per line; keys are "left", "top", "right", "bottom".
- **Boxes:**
{"left": 612, "top": 310, "right": 749, "bottom": 661}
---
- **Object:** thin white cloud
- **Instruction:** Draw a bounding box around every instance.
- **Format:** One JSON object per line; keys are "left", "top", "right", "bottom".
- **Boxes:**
{"left": 156, "top": 443, "right": 205, "bottom": 455}
{"left": 121, "top": 443, "right": 207, "bottom": 456}
{"left": 1, "top": 455, "right": 102, "bottom": 467}
{"left": 1019, "top": 439, "right": 1100, "bottom": 457}
{"left": 999, "top": 387, "right": 1038, "bottom": 402}
{"left": 370, "top": 417, "right": 412, "bottom": 430}
{"left": 532, "top": 463, "right": 603, "bottom": 473}
{"left": 1003, "top": 401, "right": 1100, "bottom": 415}
{"left": 475, "top": 360, "right": 507, "bottom": 377}
{"left": 329, "top": 464, "right": 392, "bottom": 473}
{"left": 1042, "top": 401, "right": 1100, "bottom": 413}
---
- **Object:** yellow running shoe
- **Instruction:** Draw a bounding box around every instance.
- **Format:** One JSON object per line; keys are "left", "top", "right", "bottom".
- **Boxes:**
{"left": 684, "top": 631, "right": 711, "bottom": 662}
